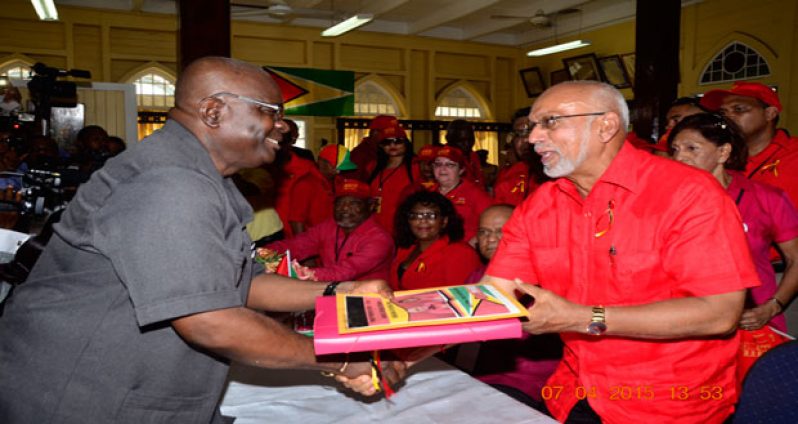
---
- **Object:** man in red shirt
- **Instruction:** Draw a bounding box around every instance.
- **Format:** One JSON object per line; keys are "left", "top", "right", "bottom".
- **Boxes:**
{"left": 700, "top": 81, "right": 798, "bottom": 206}
{"left": 484, "top": 81, "right": 758, "bottom": 423}
{"left": 494, "top": 107, "right": 545, "bottom": 205}
{"left": 268, "top": 179, "right": 394, "bottom": 282}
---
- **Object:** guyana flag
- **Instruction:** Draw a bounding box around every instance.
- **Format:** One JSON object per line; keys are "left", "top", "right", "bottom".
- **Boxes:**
{"left": 265, "top": 66, "right": 354, "bottom": 117}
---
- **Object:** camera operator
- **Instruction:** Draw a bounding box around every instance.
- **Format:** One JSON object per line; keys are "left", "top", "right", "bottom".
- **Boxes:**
{"left": 67, "top": 125, "right": 109, "bottom": 183}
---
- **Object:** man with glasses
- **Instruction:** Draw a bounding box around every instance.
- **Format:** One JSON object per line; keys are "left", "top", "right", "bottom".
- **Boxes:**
{"left": 700, "top": 81, "right": 798, "bottom": 206}
{"left": 494, "top": 107, "right": 547, "bottom": 205}
{"left": 0, "top": 57, "right": 404, "bottom": 423}
{"left": 482, "top": 81, "right": 758, "bottom": 422}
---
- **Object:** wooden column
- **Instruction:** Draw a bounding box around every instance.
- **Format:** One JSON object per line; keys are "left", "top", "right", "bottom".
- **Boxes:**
{"left": 176, "top": 0, "right": 231, "bottom": 74}
{"left": 632, "top": 0, "right": 680, "bottom": 141}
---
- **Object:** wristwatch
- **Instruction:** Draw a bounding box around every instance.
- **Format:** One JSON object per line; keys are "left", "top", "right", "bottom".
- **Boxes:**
{"left": 586, "top": 306, "right": 607, "bottom": 336}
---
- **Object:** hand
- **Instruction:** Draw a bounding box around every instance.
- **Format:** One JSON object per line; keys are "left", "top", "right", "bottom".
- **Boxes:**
{"left": 336, "top": 279, "right": 393, "bottom": 299}
{"left": 334, "top": 359, "right": 407, "bottom": 396}
{"left": 291, "top": 260, "right": 317, "bottom": 281}
{"left": 514, "top": 279, "right": 588, "bottom": 334}
{"left": 739, "top": 302, "right": 779, "bottom": 331}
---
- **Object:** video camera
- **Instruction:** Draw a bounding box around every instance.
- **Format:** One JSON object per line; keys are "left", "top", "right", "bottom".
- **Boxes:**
{"left": 0, "top": 169, "right": 69, "bottom": 219}
{"left": 26, "top": 63, "right": 91, "bottom": 130}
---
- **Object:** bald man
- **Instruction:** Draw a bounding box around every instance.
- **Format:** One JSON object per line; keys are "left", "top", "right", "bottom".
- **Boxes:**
{"left": 482, "top": 81, "right": 758, "bottom": 422}
{"left": 0, "top": 57, "right": 403, "bottom": 423}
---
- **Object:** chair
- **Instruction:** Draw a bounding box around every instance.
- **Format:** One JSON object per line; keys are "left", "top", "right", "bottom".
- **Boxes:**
{"left": 734, "top": 340, "right": 798, "bottom": 423}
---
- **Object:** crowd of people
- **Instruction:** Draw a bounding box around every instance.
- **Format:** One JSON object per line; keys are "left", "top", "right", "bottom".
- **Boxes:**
{"left": 0, "top": 54, "right": 796, "bottom": 423}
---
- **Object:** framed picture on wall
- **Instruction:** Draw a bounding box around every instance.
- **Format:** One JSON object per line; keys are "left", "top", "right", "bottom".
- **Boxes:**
{"left": 621, "top": 52, "right": 636, "bottom": 85}
{"left": 519, "top": 66, "right": 546, "bottom": 98}
{"left": 563, "top": 53, "right": 602, "bottom": 81}
{"left": 598, "top": 55, "right": 631, "bottom": 89}
{"left": 550, "top": 69, "right": 570, "bottom": 86}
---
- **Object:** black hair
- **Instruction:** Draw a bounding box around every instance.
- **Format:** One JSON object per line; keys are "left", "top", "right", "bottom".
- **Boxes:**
{"left": 667, "top": 113, "right": 748, "bottom": 171}
{"left": 669, "top": 96, "right": 708, "bottom": 111}
{"left": 367, "top": 138, "right": 415, "bottom": 184}
{"left": 512, "top": 107, "right": 531, "bottom": 122}
{"left": 394, "top": 191, "right": 464, "bottom": 248}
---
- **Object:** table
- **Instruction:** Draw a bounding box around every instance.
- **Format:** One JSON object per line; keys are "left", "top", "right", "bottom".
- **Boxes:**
{"left": 220, "top": 357, "right": 557, "bottom": 424}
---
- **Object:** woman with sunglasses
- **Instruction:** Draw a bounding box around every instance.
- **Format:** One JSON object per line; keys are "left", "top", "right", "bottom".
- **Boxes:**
{"left": 389, "top": 191, "right": 481, "bottom": 291}
{"left": 668, "top": 113, "right": 798, "bottom": 333}
{"left": 367, "top": 122, "right": 419, "bottom": 236}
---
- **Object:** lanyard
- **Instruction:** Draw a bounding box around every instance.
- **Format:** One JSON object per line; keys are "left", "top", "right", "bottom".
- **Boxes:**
{"left": 378, "top": 166, "right": 402, "bottom": 191}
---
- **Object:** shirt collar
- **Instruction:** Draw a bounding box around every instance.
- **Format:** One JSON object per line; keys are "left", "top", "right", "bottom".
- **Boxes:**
{"left": 554, "top": 140, "right": 643, "bottom": 198}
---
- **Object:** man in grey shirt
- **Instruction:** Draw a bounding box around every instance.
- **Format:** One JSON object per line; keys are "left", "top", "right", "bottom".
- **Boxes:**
{"left": 0, "top": 57, "right": 404, "bottom": 423}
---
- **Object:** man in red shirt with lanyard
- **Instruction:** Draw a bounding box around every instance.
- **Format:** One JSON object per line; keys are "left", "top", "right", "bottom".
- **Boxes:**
{"left": 700, "top": 81, "right": 798, "bottom": 206}
{"left": 483, "top": 81, "right": 758, "bottom": 423}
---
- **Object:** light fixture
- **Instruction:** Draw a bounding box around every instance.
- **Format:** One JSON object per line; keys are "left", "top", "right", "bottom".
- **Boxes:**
{"left": 31, "top": 0, "right": 59, "bottom": 21}
{"left": 526, "top": 40, "right": 591, "bottom": 57}
{"left": 321, "top": 14, "right": 373, "bottom": 37}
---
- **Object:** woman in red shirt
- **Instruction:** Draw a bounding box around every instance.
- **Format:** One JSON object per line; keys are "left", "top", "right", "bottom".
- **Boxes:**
{"left": 367, "top": 123, "right": 419, "bottom": 237}
{"left": 389, "top": 191, "right": 481, "bottom": 290}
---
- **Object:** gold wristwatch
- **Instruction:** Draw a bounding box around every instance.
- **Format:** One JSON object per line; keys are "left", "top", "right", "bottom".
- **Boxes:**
{"left": 586, "top": 306, "right": 607, "bottom": 336}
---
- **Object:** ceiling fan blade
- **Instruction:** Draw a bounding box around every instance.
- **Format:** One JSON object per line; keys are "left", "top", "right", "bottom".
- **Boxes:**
{"left": 490, "top": 14, "right": 532, "bottom": 20}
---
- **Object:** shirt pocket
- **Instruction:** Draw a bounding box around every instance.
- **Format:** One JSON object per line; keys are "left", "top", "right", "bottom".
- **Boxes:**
{"left": 529, "top": 247, "right": 571, "bottom": 296}
{"left": 116, "top": 390, "right": 216, "bottom": 424}
{"left": 610, "top": 250, "right": 666, "bottom": 303}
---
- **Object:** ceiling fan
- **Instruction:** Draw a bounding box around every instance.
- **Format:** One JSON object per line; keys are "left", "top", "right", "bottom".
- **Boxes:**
{"left": 231, "top": 0, "right": 335, "bottom": 19}
{"left": 490, "top": 8, "right": 581, "bottom": 29}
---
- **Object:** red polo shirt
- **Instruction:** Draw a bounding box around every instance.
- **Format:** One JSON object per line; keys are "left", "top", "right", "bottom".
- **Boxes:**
{"left": 438, "top": 180, "right": 493, "bottom": 241}
{"left": 389, "top": 236, "right": 481, "bottom": 291}
{"left": 487, "top": 142, "right": 759, "bottom": 423}
{"left": 493, "top": 161, "right": 539, "bottom": 206}
{"left": 274, "top": 155, "right": 333, "bottom": 238}
{"left": 746, "top": 129, "right": 798, "bottom": 208}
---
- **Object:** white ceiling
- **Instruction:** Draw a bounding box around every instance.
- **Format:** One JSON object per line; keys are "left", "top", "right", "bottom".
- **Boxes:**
{"left": 52, "top": 0, "right": 696, "bottom": 47}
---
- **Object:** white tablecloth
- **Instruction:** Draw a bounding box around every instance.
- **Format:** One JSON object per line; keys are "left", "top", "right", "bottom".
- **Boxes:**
{"left": 220, "top": 357, "right": 557, "bottom": 424}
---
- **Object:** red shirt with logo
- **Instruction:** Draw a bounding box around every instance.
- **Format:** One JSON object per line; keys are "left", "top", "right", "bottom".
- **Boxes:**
{"left": 389, "top": 236, "right": 481, "bottom": 291}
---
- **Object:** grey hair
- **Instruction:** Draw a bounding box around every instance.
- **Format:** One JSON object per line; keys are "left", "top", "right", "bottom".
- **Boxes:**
{"left": 547, "top": 81, "right": 630, "bottom": 130}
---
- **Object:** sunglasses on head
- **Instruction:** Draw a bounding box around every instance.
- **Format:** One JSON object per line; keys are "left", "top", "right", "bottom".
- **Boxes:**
{"left": 379, "top": 138, "right": 405, "bottom": 147}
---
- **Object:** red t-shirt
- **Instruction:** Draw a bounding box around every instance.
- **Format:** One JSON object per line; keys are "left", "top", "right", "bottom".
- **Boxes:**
{"left": 746, "top": 130, "right": 798, "bottom": 207}
{"left": 493, "top": 161, "right": 539, "bottom": 206}
{"left": 487, "top": 143, "right": 759, "bottom": 423}
{"left": 369, "top": 163, "right": 419, "bottom": 237}
{"left": 389, "top": 236, "right": 481, "bottom": 291}
{"left": 439, "top": 180, "right": 493, "bottom": 241}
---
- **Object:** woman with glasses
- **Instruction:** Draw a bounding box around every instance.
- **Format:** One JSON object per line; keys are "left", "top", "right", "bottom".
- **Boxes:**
{"left": 668, "top": 113, "right": 798, "bottom": 333}
{"left": 367, "top": 122, "right": 419, "bottom": 236}
{"left": 431, "top": 146, "right": 493, "bottom": 244}
{"left": 389, "top": 191, "right": 481, "bottom": 291}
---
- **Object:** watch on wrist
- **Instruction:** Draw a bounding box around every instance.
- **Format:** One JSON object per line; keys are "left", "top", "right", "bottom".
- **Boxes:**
{"left": 586, "top": 306, "right": 607, "bottom": 336}
{"left": 323, "top": 281, "right": 341, "bottom": 296}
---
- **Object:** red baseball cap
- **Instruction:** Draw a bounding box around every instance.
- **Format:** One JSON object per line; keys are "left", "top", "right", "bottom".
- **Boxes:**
{"left": 374, "top": 122, "right": 408, "bottom": 144}
{"left": 335, "top": 179, "right": 371, "bottom": 199}
{"left": 700, "top": 81, "right": 782, "bottom": 112}
{"left": 435, "top": 145, "right": 465, "bottom": 165}
{"left": 415, "top": 144, "right": 438, "bottom": 162}
{"left": 368, "top": 115, "right": 399, "bottom": 130}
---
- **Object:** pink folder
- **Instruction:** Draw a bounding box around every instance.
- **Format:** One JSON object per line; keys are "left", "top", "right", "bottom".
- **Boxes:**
{"left": 313, "top": 296, "right": 523, "bottom": 355}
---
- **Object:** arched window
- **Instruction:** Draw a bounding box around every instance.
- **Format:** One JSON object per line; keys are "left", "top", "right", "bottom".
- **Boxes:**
{"left": 0, "top": 60, "right": 33, "bottom": 81}
{"left": 435, "top": 87, "right": 485, "bottom": 119}
{"left": 700, "top": 42, "right": 770, "bottom": 85}
{"left": 436, "top": 85, "right": 498, "bottom": 165}
{"left": 125, "top": 68, "right": 176, "bottom": 139}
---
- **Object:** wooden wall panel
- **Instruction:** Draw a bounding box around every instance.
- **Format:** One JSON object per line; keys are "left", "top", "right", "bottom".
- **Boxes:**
{"left": 111, "top": 59, "right": 147, "bottom": 82}
{"left": 312, "top": 42, "right": 334, "bottom": 68}
{"left": 109, "top": 28, "right": 176, "bottom": 59}
{"left": 408, "top": 50, "right": 429, "bottom": 120}
{"left": 0, "top": 18, "right": 64, "bottom": 50}
{"left": 434, "top": 52, "right": 488, "bottom": 78}
{"left": 73, "top": 25, "right": 102, "bottom": 81}
{"left": 233, "top": 36, "right": 306, "bottom": 65}
{"left": 339, "top": 45, "right": 403, "bottom": 71}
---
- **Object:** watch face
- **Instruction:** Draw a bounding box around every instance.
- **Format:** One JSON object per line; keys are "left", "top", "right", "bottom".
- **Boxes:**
{"left": 587, "top": 321, "right": 607, "bottom": 336}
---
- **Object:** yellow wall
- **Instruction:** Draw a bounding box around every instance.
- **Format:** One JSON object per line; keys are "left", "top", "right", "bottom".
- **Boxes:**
{"left": 3, "top": 0, "right": 798, "bottom": 143}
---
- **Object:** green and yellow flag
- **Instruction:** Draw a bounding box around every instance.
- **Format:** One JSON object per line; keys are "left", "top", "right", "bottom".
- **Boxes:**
{"left": 265, "top": 66, "right": 354, "bottom": 117}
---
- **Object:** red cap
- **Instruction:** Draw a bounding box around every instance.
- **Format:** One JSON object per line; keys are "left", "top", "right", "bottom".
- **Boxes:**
{"left": 415, "top": 144, "right": 438, "bottom": 162}
{"left": 626, "top": 132, "right": 668, "bottom": 153}
{"left": 368, "top": 115, "right": 399, "bottom": 130}
{"left": 435, "top": 145, "right": 465, "bottom": 165}
{"left": 374, "top": 122, "right": 408, "bottom": 144}
{"left": 700, "top": 81, "right": 782, "bottom": 112}
{"left": 335, "top": 179, "right": 371, "bottom": 199}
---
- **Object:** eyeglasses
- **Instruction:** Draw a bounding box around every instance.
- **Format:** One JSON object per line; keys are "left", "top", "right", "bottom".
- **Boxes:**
{"left": 207, "top": 92, "right": 284, "bottom": 118}
{"left": 529, "top": 112, "right": 607, "bottom": 131}
{"left": 379, "top": 138, "right": 405, "bottom": 147}
{"left": 408, "top": 211, "right": 439, "bottom": 221}
{"left": 432, "top": 161, "right": 459, "bottom": 169}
